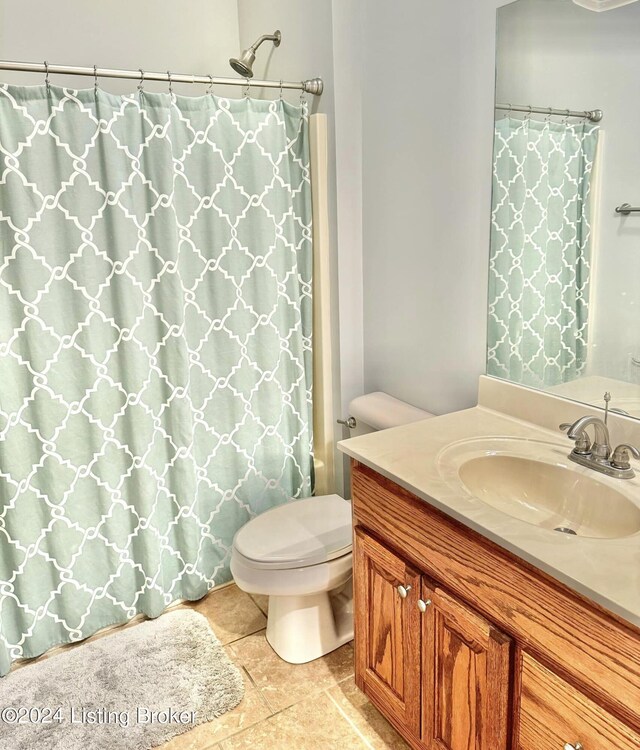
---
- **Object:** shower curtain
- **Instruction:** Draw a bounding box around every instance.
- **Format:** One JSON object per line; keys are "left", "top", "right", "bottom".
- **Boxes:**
{"left": 0, "top": 84, "right": 313, "bottom": 674}
{"left": 487, "top": 117, "right": 599, "bottom": 388}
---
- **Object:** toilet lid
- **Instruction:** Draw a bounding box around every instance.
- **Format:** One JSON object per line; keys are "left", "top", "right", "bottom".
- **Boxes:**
{"left": 234, "top": 495, "right": 352, "bottom": 568}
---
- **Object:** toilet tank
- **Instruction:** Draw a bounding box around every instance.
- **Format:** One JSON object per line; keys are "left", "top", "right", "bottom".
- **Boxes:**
{"left": 347, "top": 391, "right": 434, "bottom": 438}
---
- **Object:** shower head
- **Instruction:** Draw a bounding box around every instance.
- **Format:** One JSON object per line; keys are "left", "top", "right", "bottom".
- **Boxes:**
{"left": 229, "top": 52, "right": 254, "bottom": 78}
{"left": 229, "top": 30, "right": 281, "bottom": 78}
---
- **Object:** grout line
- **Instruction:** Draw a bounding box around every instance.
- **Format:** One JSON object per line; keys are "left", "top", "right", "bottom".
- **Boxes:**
{"left": 325, "top": 688, "right": 377, "bottom": 750}
{"left": 208, "top": 632, "right": 360, "bottom": 746}
{"left": 248, "top": 594, "right": 269, "bottom": 616}
{"left": 199, "top": 689, "right": 275, "bottom": 747}
{"left": 215, "top": 702, "right": 290, "bottom": 747}
{"left": 228, "top": 688, "right": 379, "bottom": 749}
{"left": 336, "top": 674, "right": 357, "bottom": 686}
{"left": 260, "top": 690, "right": 280, "bottom": 715}
{"left": 223, "top": 625, "right": 267, "bottom": 647}
{"left": 258, "top": 678, "right": 342, "bottom": 716}
{"left": 240, "top": 665, "right": 260, "bottom": 692}
{"left": 253, "top": 689, "right": 276, "bottom": 720}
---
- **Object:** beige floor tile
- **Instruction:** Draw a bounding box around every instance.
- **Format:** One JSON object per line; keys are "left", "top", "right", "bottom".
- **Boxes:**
{"left": 219, "top": 691, "right": 373, "bottom": 750}
{"left": 160, "top": 725, "right": 220, "bottom": 750}
{"left": 228, "top": 631, "right": 355, "bottom": 713}
{"left": 160, "top": 662, "right": 273, "bottom": 750}
{"left": 249, "top": 593, "right": 269, "bottom": 616}
{"left": 327, "top": 679, "right": 410, "bottom": 749}
{"left": 187, "top": 584, "right": 267, "bottom": 645}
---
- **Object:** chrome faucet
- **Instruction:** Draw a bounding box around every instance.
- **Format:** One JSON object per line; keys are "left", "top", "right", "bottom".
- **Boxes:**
{"left": 560, "top": 415, "right": 640, "bottom": 479}
{"left": 567, "top": 416, "right": 611, "bottom": 462}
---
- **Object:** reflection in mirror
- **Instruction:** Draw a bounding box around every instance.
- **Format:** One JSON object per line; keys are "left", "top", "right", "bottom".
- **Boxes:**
{"left": 487, "top": 0, "right": 640, "bottom": 418}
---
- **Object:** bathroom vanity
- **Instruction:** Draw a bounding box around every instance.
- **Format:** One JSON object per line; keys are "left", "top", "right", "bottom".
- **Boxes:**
{"left": 340, "top": 378, "right": 640, "bottom": 750}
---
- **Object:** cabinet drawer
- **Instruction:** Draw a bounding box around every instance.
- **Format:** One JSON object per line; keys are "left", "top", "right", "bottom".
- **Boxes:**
{"left": 519, "top": 653, "right": 640, "bottom": 750}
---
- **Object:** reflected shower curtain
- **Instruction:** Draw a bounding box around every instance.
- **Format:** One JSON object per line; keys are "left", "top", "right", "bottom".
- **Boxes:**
{"left": 0, "top": 85, "right": 313, "bottom": 674}
{"left": 487, "top": 117, "right": 599, "bottom": 388}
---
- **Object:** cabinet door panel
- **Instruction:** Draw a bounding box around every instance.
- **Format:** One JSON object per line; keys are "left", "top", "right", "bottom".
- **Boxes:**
{"left": 354, "top": 528, "right": 422, "bottom": 738}
{"left": 422, "top": 582, "right": 511, "bottom": 750}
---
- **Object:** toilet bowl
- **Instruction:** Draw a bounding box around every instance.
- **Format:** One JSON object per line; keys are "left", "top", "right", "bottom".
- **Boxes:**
{"left": 231, "top": 391, "right": 435, "bottom": 664}
{"left": 231, "top": 494, "right": 353, "bottom": 664}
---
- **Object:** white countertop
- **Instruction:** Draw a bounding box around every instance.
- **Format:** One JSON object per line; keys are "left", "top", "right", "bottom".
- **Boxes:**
{"left": 339, "top": 405, "right": 640, "bottom": 628}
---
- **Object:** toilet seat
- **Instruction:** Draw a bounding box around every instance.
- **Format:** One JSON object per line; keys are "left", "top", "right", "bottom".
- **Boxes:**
{"left": 233, "top": 494, "right": 352, "bottom": 570}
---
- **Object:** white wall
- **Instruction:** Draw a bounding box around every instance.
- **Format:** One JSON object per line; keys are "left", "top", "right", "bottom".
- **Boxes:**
{"left": 0, "top": 0, "right": 240, "bottom": 95}
{"left": 330, "top": 0, "right": 365, "bottom": 479}
{"left": 361, "top": 0, "right": 504, "bottom": 416}
{"left": 496, "top": 0, "right": 640, "bottom": 384}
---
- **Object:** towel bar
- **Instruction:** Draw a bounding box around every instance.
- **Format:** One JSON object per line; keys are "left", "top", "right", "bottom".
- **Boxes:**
{"left": 615, "top": 203, "right": 640, "bottom": 215}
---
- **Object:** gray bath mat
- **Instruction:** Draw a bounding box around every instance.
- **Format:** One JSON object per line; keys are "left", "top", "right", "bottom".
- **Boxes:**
{"left": 0, "top": 609, "right": 244, "bottom": 750}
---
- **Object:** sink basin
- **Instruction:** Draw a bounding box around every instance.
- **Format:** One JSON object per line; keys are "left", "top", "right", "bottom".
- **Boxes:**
{"left": 438, "top": 439, "right": 640, "bottom": 539}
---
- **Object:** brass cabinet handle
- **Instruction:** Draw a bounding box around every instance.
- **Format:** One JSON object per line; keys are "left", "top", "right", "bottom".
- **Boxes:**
{"left": 417, "top": 598, "right": 432, "bottom": 612}
{"left": 396, "top": 584, "right": 412, "bottom": 599}
{"left": 563, "top": 743, "right": 583, "bottom": 750}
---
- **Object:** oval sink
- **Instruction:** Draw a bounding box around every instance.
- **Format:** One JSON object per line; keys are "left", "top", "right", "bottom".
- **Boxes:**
{"left": 458, "top": 454, "right": 640, "bottom": 539}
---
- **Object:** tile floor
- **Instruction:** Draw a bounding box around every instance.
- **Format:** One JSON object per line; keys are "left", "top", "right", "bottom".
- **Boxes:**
{"left": 160, "top": 583, "right": 410, "bottom": 750}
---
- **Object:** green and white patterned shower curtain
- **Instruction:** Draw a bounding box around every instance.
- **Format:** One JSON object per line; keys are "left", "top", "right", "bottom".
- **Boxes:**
{"left": 487, "top": 117, "right": 599, "bottom": 388}
{"left": 0, "top": 84, "right": 313, "bottom": 674}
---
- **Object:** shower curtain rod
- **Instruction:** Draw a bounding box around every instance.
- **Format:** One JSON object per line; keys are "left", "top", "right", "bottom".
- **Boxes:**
{"left": 0, "top": 59, "right": 324, "bottom": 96}
{"left": 495, "top": 102, "right": 603, "bottom": 123}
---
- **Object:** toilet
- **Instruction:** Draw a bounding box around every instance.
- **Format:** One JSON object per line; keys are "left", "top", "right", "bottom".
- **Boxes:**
{"left": 230, "top": 392, "right": 433, "bottom": 664}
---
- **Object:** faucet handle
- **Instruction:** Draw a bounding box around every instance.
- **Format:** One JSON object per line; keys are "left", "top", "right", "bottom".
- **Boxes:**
{"left": 611, "top": 444, "right": 640, "bottom": 471}
{"left": 559, "top": 422, "right": 591, "bottom": 456}
{"left": 559, "top": 422, "right": 591, "bottom": 455}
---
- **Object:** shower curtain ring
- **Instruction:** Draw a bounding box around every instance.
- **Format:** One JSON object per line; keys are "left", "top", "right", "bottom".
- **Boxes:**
{"left": 243, "top": 77, "right": 251, "bottom": 98}
{"left": 300, "top": 82, "right": 306, "bottom": 106}
{"left": 207, "top": 74, "right": 214, "bottom": 95}
{"left": 44, "top": 60, "right": 50, "bottom": 89}
{"left": 138, "top": 68, "right": 145, "bottom": 94}
{"left": 279, "top": 80, "right": 284, "bottom": 100}
{"left": 167, "top": 71, "right": 173, "bottom": 95}
{"left": 93, "top": 65, "right": 99, "bottom": 93}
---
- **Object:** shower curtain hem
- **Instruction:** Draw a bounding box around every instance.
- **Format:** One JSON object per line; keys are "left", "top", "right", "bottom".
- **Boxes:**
{"left": 1, "top": 589, "right": 227, "bottom": 676}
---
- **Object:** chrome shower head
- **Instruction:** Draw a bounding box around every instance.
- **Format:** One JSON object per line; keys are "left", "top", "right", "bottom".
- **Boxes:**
{"left": 229, "top": 30, "right": 281, "bottom": 78}
{"left": 229, "top": 50, "right": 255, "bottom": 78}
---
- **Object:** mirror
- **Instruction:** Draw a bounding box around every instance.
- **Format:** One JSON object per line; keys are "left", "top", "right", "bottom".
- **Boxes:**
{"left": 488, "top": 0, "right": 640, "bottom": 418}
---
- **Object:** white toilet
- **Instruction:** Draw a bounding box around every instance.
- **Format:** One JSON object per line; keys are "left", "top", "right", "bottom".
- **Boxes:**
{"left": 230, "top": 392, "right": 433, "bottom": 664}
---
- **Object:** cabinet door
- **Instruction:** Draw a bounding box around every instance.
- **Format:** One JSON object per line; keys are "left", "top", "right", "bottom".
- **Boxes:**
{"left": 354, "top": 528, "right": 422, "bottom": 738}
{"left": 420, "top": 582, "right": 512, "bottom": 750}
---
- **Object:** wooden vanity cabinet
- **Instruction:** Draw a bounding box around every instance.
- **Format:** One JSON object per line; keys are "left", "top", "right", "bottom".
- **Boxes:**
{"left": 351, "top": 461, "right": 640, "bottom": 750}
{"left": 354, "top": 528, "right": 512, "bottom": 750}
